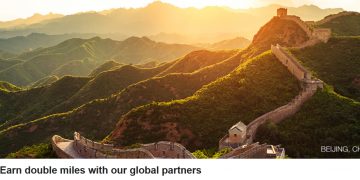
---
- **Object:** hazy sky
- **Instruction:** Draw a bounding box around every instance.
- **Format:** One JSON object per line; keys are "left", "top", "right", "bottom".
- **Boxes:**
{"left": 0, "top": 0, "right": 359, "bottom": 21}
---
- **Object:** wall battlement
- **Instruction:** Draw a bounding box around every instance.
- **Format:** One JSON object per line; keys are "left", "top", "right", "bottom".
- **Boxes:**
{"left": 279, "top": 14, "right": 331, "bottom": 44}
{"left": 271, "top": 44, "right": 310, "bottom": 81}
{"left": 219, "top": 44, "right": 323, "bottom": 152}
{"left": 51, "top": 132, "right": 195, "bottom": 159}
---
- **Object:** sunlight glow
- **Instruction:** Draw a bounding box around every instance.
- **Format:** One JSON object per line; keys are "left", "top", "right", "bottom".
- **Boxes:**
{"left": 0, "top": 0, "right": 359, "bottom": 21}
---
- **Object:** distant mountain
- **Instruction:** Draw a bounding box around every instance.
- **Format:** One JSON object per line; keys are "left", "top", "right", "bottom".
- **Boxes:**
{"left": 0, "top": 50, "right": 15, "bottom": 59}
{"left": 0, "top": 13, "right": 63, "bottom": 29}
{"left": 0, "top": 48, "right": 238, "bottom": 156}
{"left": 0, "top": 33, "right": 100, "bottom": 54}
{"left": 29, "top": 75, "right": 59, "bottom": 88}
{"left": 0, "top": 14, "right": 309, "bottom": 155}
{"left": 148, "top": 32, "right": 245, "bottom": 44}
{"left": 0, "top": 59, "right": 22, "bottom": 71}
{"left": 107, "top": 51, "right": 300, "bottom": 150}
{"left": 0, "top": 2, "right": 343, "bottom": 39}
{"left": 243, "top": 4, "right": 343, "bottom": 21}
{"left": 0, "top": 36, "right": 199, "bottom": 86}
{"left": 1, "top": 7, "right": 359, "bottom": 158}
{"left": 0, "top": 81, "right": 21, "bottom": 92}
{"left": 88, "top": 60, "right": 123, "bottom": 77}
{"left": 206, "top": 37, "right": 251, "bottom": 50}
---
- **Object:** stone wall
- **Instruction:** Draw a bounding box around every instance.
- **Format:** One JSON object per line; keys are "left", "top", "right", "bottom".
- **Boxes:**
{"left": 51, "top": 135, "right": 73, "bottom": 158}
{"left": 221, "top": 143, "right": 268, "bottom": 159}
{"left": 72, "top": 132, "right": 155, "bottom": 158}
{"left": 141, "top": 141, "right": 195, "bottom": 159}
{"left": 281, "top": 15, "right": 313, "bottom": 37}
{"left": 271, "top": 44, "right": 311, "bottom": 80}
{"left": 245, "top": 82, "right": 319, "bottom": 143}
{"left": 244, "top": 44, "right": 323, "bottom": 143}
{"left": 219, "top": 44, "right": 323, "bottom": 149}
{"left": 280, "top": 15, "right": 331, "bottom": 44}
{"left": 312, "top": 28, "right": 331, "bottom": 43}
{"left": 52, "top": 132, "right": 194, "bottom": 159}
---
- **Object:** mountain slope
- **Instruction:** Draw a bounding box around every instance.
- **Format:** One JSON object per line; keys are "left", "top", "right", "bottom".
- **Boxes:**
{"left": 107, "top": 51, "right": 300, "bottom": 151}
{"left": 156, "top": 50, "right": 237, "bottom": 77}
{"left": 0, "top": 50, "right": 15, "bottom": 59}
{"left": 0, "top": 81, "right": 21, "bottom": 92}
{"left": 0, "top": 49, "right": 243, "bottom": 157}
{"left": 317, "top": 13, "right": 360, "bottom": 36}
{"left": 0, "top": 59, "right": 23, "bottom": 71}
{"left": 290, "top": 37, "right": 360, "bottom": 101}
{"left": 256, "top": 86, "right": 360, "bottom": 158}
{"left": 0, "top": 13, "right": 63, "bottom": 29}
{"left": 207, "top": 37, "right": 251, "bottom": 50}
{"left": 51, "top": 59, "right": 97, "bottom": 77}
{"left": 0, "top": 13, "right": 316, "bottom": 156}
{"left": 0, "top": 36, "right": 199, "bottom": 86}
{"left": 0, "top": 33, "right": 98, "bottom": 54}
{"left": 0, "top": 76, "right": 90, "bottom": 125}
{"left": 29, "top": 75, "right": 59, "bottom": 88}
{"left": 0, "top": 2, "right": 342, "bottom": 40}
{"left": 88, "top": 60, "right": 123, "bottom": 77}
{"left": 45, "top": 62, "right": 175, "bottom": 116}
{"left": 252, "top": 16, "right": 309, "bottom": 52}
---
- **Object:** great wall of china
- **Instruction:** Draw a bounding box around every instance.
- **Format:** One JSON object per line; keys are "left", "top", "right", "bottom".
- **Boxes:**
{"left": 52, "top": 10, "right": 355, "bottom": 159}
{"left": 52, "top": 132, "right": 195, "bottom": 158}
{"left": 218, "top": 8, "right": 332, "bottom": 158}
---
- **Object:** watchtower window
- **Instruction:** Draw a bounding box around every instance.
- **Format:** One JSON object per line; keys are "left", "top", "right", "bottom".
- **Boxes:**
{"left": 234, "top": 134, "right": 237, "bottom": 137}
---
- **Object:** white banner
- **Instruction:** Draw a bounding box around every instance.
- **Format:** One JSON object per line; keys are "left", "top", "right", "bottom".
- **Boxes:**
{"left": 0, "top": 159, "right": 357, "bottom": 180}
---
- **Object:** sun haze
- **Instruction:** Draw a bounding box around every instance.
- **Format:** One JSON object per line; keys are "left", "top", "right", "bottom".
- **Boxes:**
{"left": 0, "top": 0, "right": 359, "bottom": 21}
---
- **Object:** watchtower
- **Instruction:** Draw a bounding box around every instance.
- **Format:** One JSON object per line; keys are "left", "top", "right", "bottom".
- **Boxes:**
{"left": 277, "top": 8, "right": 288, "bottom": 17}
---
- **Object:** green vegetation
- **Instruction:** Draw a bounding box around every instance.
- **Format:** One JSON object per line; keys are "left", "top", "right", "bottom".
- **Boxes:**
{"left": 51, "top": 58, "right": 97, "bottom": 77}
{"left": 0, "top": 36, "right": 198, "bottom": 86}
{"left": 6, "top": 143, "right": 56, "bottom": 158}
{"left": 156, "top": 50, "right": 237, "bottom": 77}
{"left": 192, "top": 148, "right": 231, "bottom": 159}
{"left": 0, "top": 81, "right": 22, "bottom": 92}
{"left": 318, "top": 14, "right": 360, "bottom": 36}
{"left": 46, "top": 62, "right": 175, "bottom": 115}
{"left": 88, "top": 60, "right": 123, "bottom": 77}
{"left": 290, "top": 37, "right": 360, "bottom": 101}
{"left": 0, "top": 59, "right": 23, "bottom": 71}
{"left": 0, "top": 49, "right": 243, "bottom": 157}
{"left": 0, "top": 76, "right": 90, "bottom": 126}
{"left": 108, "top": 51, "right": 300, "bottom": 151}
{"left": 0, "top": 33, "right": 96, "bottom": 54}
{"left": 256, "top": 86, "right": 360, "bottom": 158}
{"left": 30, "top": 75, "right": 59, "bottom": 88}
{"left": 0, "top": 50, "right": 16, "bottom": 59}
{"left": 0, "top": 49, "right": 236, "bottom": 129}
{"left": 207, "top": 37, "right": 250, "bottom": 50}
{"left": 252, "top": 17, "right": 309, "bottom": 53}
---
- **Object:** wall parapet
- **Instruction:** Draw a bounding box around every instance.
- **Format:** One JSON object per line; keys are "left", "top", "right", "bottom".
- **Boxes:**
{"left": 51, "top": 135, "right": 73, "bottom": 158}
{"left": 279, "top": 15, "right": 332, "bottom": 45}
{"left": 51, "top": 132, "right": 194, "bottom": 159}
{"left": 220, "top": 44, "right": 324, "bottom": 152}
{"left": 271, "top": 44, "right": 311, "bottom": 81}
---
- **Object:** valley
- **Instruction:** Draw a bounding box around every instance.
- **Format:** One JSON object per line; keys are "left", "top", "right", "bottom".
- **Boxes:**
{"left": 0, "top": 4, "right": 359, "bottom": 159}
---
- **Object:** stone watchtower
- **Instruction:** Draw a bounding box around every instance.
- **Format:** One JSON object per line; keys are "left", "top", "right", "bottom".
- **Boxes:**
{"left": 277, "top": 8, "right": 287, "bottom": 17}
